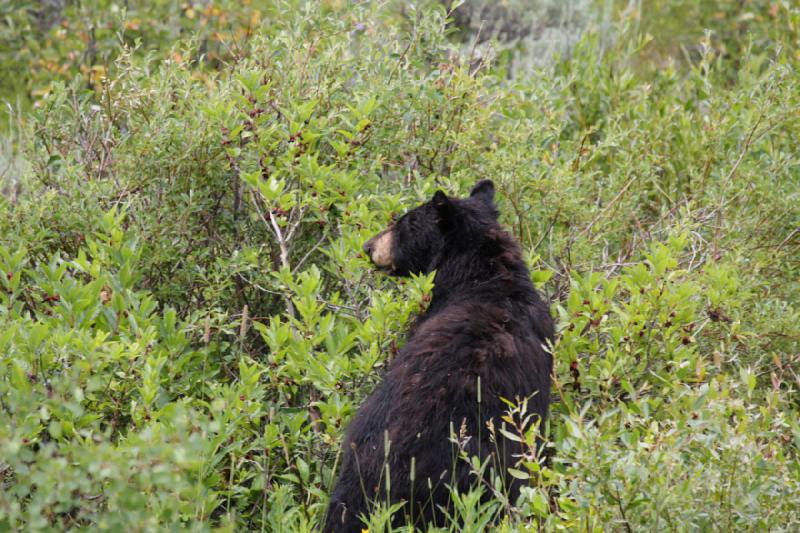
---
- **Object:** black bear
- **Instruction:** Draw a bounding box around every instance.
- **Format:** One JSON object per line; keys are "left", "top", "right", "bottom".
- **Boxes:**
{"left": 324, "top": 180, "right": 554, "bottom": 532}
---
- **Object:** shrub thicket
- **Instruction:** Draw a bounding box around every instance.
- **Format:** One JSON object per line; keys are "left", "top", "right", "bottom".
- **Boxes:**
{"left": 1, "top": 1, "right": 798, "bottom": 531}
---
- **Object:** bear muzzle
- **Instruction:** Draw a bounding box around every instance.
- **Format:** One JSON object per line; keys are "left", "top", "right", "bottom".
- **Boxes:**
{"left": 363, "top": 228, "right": 395, "bottom": 270}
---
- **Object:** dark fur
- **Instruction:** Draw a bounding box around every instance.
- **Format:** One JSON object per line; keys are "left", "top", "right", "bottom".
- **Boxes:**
{"left": 324, "top": 180, "right": 554, "bottom": 532}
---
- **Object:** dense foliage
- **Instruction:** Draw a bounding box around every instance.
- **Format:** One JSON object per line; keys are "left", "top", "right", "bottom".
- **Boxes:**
{"left": 1, "top": 1, "right": 798, "bottom": 531}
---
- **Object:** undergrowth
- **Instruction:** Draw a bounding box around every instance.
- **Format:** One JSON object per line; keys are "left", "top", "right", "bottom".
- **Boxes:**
{"left": 0, "top": 1, "right": 798, "bottom": 531}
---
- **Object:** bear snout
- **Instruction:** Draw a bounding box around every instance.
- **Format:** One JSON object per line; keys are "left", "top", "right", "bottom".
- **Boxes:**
{"left": 363, "top": 229, "right": 394, "bottom": 269}
{"left": 362, "top": 238, "right": 375, "bottom": 256}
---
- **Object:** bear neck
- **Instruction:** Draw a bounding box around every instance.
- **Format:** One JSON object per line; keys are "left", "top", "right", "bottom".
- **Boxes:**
{"left": 426, "top": 232, "right": 534, "bottom": 313}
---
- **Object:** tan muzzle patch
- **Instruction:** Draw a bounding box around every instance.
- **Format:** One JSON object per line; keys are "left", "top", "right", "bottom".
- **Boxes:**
{"left": 365, "top": 229, "right": 394, "bottom": 269}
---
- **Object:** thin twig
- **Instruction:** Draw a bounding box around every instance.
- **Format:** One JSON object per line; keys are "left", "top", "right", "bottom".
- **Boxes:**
{"left": 251, "top": 196, "right": 297, "bottom": 319}
{"left": 723, "top": 114, "right": 763, "bottom": 184}
{"left": 293, "top": 231, "right": 329, "bottom": 273}
{"left": 578, "top": 174, "right": 638, "bottom": 238}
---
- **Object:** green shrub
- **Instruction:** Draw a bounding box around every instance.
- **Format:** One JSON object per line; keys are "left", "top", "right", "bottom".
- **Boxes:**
{"left": 0, "top": 1, "right": 798, "bottom": 531}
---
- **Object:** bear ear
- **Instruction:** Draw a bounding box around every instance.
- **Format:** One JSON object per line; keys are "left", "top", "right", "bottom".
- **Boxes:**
{"left": 432, "top": 190, "right": 455, "bottom": 228}
{"left": 470, "top": 180, "right": 495, "bottom": 204}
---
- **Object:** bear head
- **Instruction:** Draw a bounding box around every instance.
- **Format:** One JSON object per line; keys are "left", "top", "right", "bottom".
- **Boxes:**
{"left": 363, "top": 179, "right": 500, "bottom": 276}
